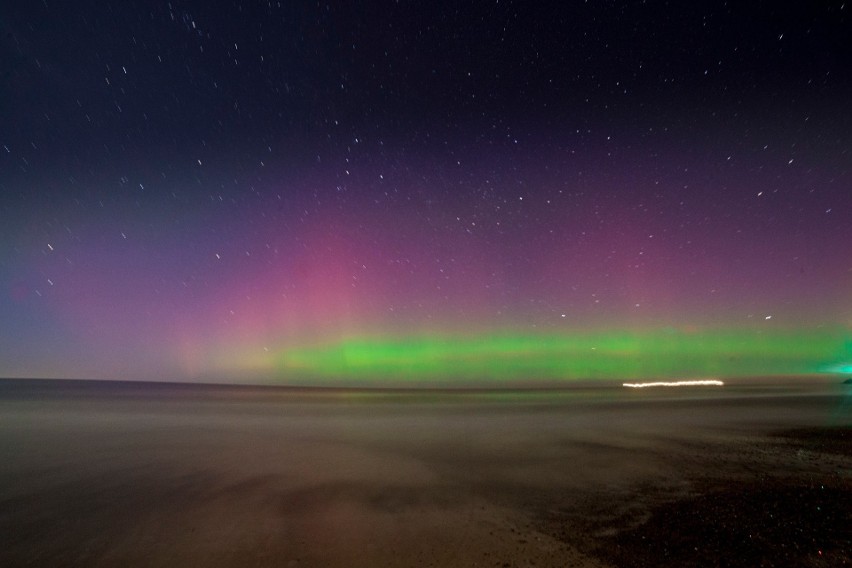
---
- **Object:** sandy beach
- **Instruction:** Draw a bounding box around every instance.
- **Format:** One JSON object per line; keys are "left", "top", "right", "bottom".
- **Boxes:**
{"left": 0, "top": 380, "right": 849, "bottom": 567}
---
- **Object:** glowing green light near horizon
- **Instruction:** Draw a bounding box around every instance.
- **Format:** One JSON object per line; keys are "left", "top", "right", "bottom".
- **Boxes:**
{"left": 277, "top": 328, "right": 852, "bottom": 384}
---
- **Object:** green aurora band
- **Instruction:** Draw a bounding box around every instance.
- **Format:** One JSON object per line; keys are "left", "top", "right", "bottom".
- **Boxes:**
{"left": 279, "top": 328, "right": 852, "bottom": 384}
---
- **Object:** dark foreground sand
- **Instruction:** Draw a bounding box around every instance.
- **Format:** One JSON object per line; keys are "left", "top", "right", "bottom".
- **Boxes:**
{"left": 0, "top": 380, "right": 849, "bottom": 567}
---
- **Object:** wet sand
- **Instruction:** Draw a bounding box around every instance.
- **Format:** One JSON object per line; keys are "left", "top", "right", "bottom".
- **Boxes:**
{"left": 0, "top": 380, "right": 849, "bottom": 567}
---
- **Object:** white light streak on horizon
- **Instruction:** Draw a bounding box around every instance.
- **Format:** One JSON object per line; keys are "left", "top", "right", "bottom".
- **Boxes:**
{"left": 623, "top": 380, "right": 725, "bottom": 388}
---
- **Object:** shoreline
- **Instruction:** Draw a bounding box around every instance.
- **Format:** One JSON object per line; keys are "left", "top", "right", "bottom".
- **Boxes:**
{"left": 1, "top": 384, "right": 849, "bottom": 566}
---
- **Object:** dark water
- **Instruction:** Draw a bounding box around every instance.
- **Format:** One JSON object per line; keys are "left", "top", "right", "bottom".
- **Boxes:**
{"left": 0, "top": 379, "right": 848, "bottom": 567}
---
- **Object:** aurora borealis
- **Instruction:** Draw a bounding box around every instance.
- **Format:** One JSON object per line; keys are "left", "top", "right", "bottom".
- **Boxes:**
{"left": 275, "top": 329, "right": 852, "bottom": 385}
{"left": 1, "top": 2, "right": 851, "bottom": 384}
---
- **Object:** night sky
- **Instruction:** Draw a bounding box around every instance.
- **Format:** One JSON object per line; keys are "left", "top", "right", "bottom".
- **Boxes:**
{"left": 2, "top": 1, "right": 851, "bottom": 384}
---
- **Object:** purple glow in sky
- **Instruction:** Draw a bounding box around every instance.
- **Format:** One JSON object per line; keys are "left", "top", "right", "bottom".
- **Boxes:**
{"left": 1, "top": 1, "right": 850, "bottom": 382}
